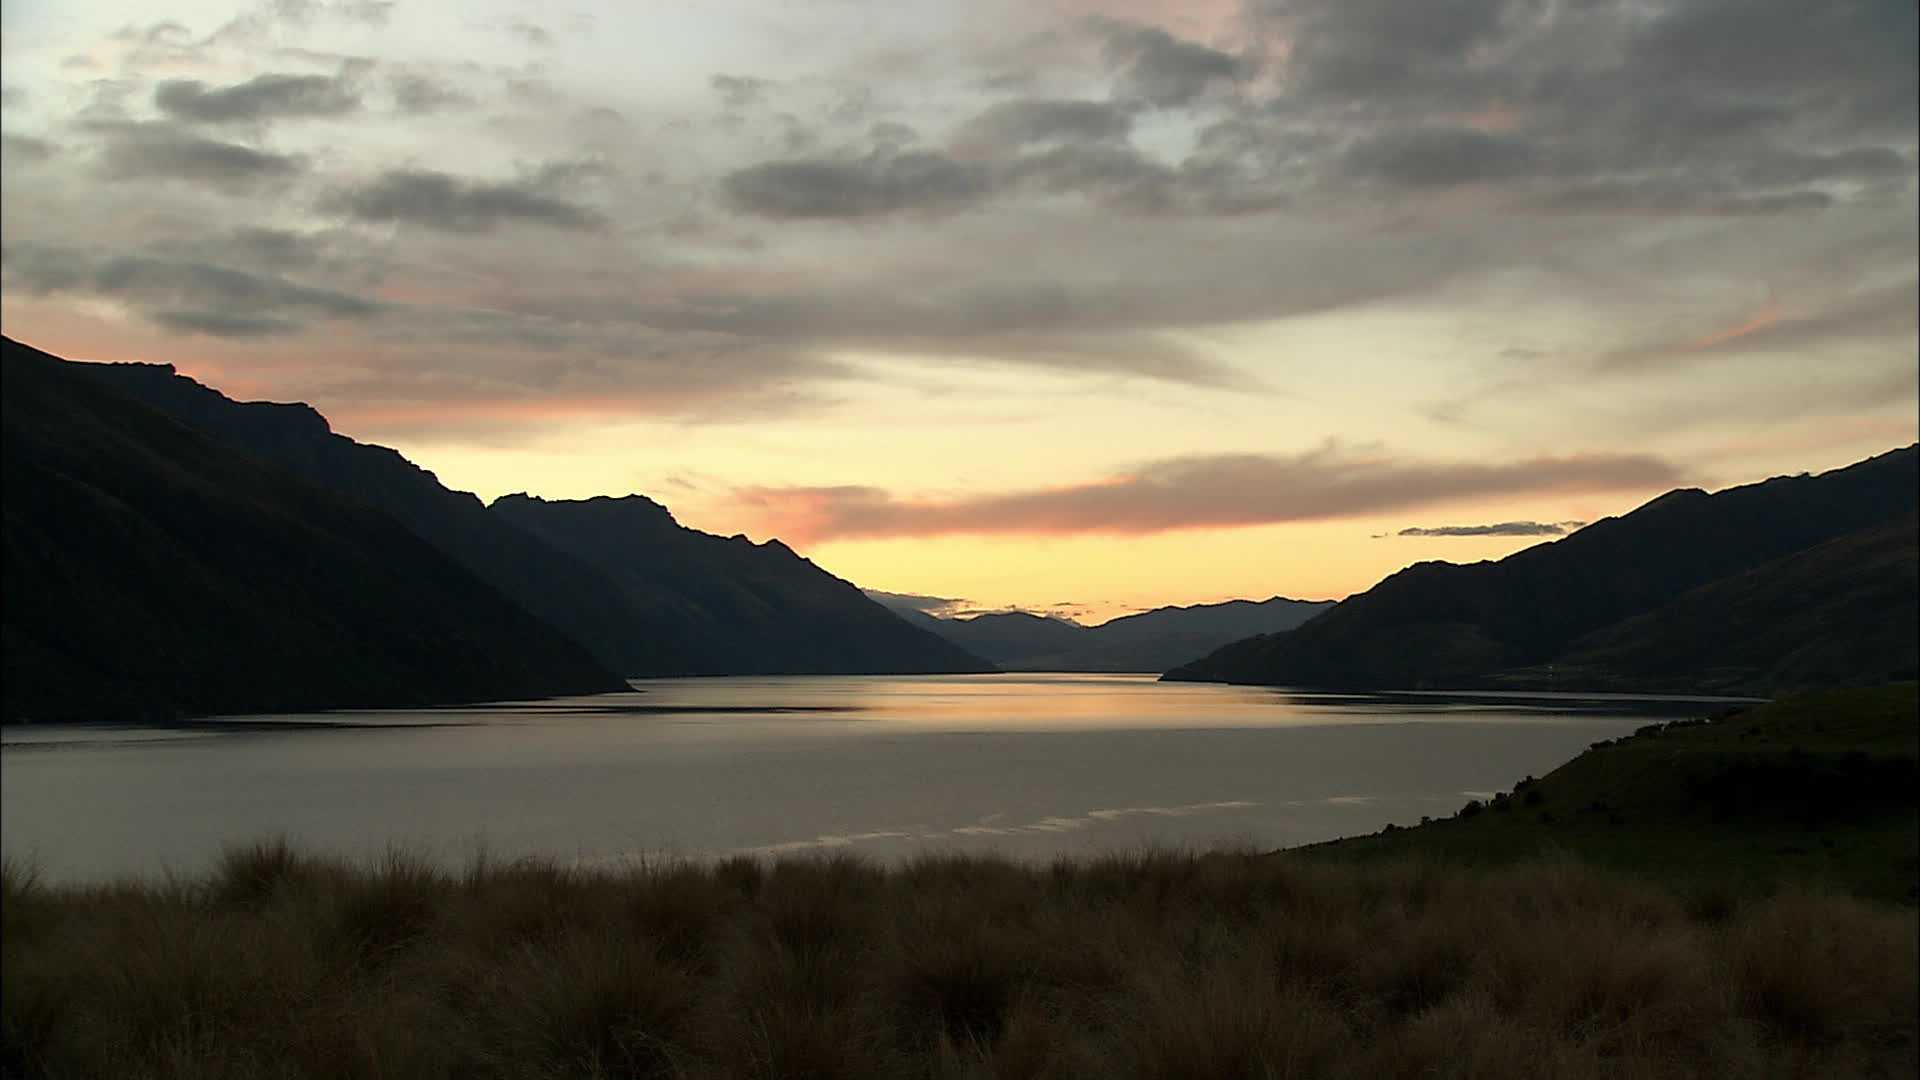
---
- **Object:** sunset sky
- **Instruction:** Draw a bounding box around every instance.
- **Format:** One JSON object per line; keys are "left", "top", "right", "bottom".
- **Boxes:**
{"left": 3, "top": 0, "right": 1914, "bottom": 622}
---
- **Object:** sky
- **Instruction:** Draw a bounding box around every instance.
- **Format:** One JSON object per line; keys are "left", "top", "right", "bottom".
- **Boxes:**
{"left": 2, "top": 0, "right": 1915, "bottom": 623}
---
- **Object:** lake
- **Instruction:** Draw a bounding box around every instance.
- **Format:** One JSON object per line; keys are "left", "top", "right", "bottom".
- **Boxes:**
{"left": 0, "top": 673, "right": 1747, "bottom": 880}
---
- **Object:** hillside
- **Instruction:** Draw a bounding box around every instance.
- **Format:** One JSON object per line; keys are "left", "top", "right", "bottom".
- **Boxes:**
{"left": 882, "top": 597, "right": 1335, "bottom": 672}
{"left": 65, "top": 353, "right": 708, "bottom": 677}
{"left": 492, "top": 495, "right": 992, "bottom": 676}
{"left": 1167, "top": 447, "right": 1918, "bottom": 691}
{"left": 1297, "top": 684, "right": 1920, "bottom": 904}
{"left": 1, "top": 338, "right": 623, "bottom": 723}
{"left": 1529, "top": 513, "right": 1919, "bottom": 696}
{"left": 64, "top": 345, "right": 988, "bottom": 678}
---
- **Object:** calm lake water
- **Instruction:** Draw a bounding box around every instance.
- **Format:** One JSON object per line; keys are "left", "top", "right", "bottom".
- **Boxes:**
{"left": 1, "top": 674, "right": 1748, "bottom": 881}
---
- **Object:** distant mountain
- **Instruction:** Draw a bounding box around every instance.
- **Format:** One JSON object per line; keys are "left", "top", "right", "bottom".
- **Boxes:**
{"left": 879, "top": 596, "right": 1335, "bottom": 672}
{"left": 891, "top": 610, "right": 1088, "bottom": 669}
{"left": 491, "top": 495, "right": 993, "bottom": 675}
{"left": 69, "top": 351, "right": 989, "bottom": 678}
{"left": 1060, "top": 598, "right": 1338, "bottom": 672}
{"left": 1166, "top": 446, "right": 1919, "bottom": 693}
{"left": 2, "top": 337, "right": 623, "bottom": 723}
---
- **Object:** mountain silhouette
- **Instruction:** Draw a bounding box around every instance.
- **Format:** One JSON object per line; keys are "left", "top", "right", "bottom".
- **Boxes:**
{"left": 491, "top": 494, "right": 993, "bottom": 675}
{"left": 1539, "top": 512, "right": 1917, "bottom": 695}
{"left": 65, "top": 347, "right": 990, "bottom": 678}
{"left": 2, "top": 337, "right": 623, "bottom": 723}
{"left": 884, "top": 597, "right": 1335, "bottom": 672}
{"left": 1167, "top": 446, "right": 1918, "bottom": 692}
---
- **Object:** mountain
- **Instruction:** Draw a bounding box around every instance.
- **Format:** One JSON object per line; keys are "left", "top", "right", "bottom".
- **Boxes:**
{"left": 1534, "top": 512, "right": 1918, "bottom": 696}
{"left": 1057, "top": 597, "right": 1337, "bottom": 672}
{"left": 490, "top": 495, "right": 993, "bottom": 675}
{"left": 880, "top": 596, "right": 1335, "bottom": 672}
{"left": 66, "top": 355, "right": 706, "bottom": 676}
{"left": 2, "top": 337, "right": 623, "bottom": 723}
{"left": 67, "top": 350, "right": 989, "bottom": 678}
{"left": 889, "top": 610, "right": 1089, "bottom": 669}
{"left": 1167, "top": 447, "right": 1919, "bottom": 692}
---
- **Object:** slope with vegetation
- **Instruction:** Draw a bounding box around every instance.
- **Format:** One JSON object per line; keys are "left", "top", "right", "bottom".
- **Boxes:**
{"left": 1301, "top": 684, "right": 1920, "bottom": 904}
{"left": 1, "top": 338, "right": 623, "bottom": 724}
{"left": 1167, "top": 446, "right": 1919, "bottom": 694}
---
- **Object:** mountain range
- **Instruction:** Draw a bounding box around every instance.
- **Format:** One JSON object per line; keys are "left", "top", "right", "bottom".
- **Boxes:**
{"left": 56, "top": 345, "right": 988, "bottom": 680}
{"left": 2, "top": 337, "right": 623, "bottom": 722}
{"left": 877, "top": 597, "right": 1335, "bottom": 672}
{"left": 1167, "top": 446, "right": 1919, "bottom": 696}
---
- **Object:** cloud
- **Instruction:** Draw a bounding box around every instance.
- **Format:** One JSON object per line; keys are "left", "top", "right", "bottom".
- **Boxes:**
{"left": 324, "top": 168, "right": 605, "bottom": 231}
{"left": 731, "top": 446, "right": 1682, "bottom": 543}
{"left": 721, "top": 150, "right": 993, "bottom": 220}
{"left": 1391, "top": 520, "right": 1587, "bottom": 538}
{"left": 2, "top": 134, "right": 57, "bottom": 163}
{"left": 862, "top": 589, "right": 968, "bottom": 616}
{"left": 1094, "top": 20, "right": 1245, "bottom": 107}
{"left": 3, "top": 246, "right": 379, "bottom": 337}
{"left": 1342, "top": 127, "right": 1538, "bottom": 187}
{"left": 389, "top": 73, "right": 473, "bottom": 114}
{"left": 960, "top": 99, "right": 1133, "bottom": 147}
{"left": 92, "top": 123, "right": 304, "bottom": 192}
{"left": 155, "top": 73, "right": 360, "bottom": 124}
{"left": 710, "top": 74, "right": 771, "bottom": 108}
{"left": 1598, "top": 279, "right": 1920, "bottom": 372}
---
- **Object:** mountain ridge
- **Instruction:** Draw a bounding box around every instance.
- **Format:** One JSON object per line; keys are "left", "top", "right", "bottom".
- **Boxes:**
{"left": 1166, "top": 446, "right": 1919, "bottom": 694}
{"left": 66, "top": 350, "right": 989, "bottom": 679}
{"left": 2, "top": 337, "right": 624, "bottom": 723}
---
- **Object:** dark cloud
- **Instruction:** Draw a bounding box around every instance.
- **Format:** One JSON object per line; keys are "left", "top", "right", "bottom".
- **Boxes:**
{"left": 961, "top": 99, "right": 1132, "bottom": 147}
{"left": 324, "top": 169, "right": 605, "bottom": 232}
{"left": 93, "top": 123, "right": 305, "bottom": 192}
{"left": 710, "top": 74, "right": 771, "bottom": 109}
{"left": 389, "top": 73, "right": 473, "bottom": 114}
{"left": 1095, "top": 20, "right": 1245, "bottom": 107}
{"left": 155, "top": 73, "right": 360, "bottom": 124}
{"left": 151, "top": 310, "right": 302, "bottom": 337}
{"left": 722, "top": 150, "right": 992, "bottom": 220}
{"left": 3, "top": 246, "right": 379, "bottom": 337}
{"left": 1534, "top": 182, "right": 1833, "bottom": 217}
{"left": 1002, "top": 142, "right": 1175, "bottom": 211}
{"left": 2, "top": 134, "right": 57, "bottom": 163}
{"left": 1393, "top": 520, "right": 1586, "bottom": 538}
{"left": 732, "top": 446, "right": 1681, "bottom": 543}
{"left": 1250, "top": 0, "right": 1917, "bottom": 215}
{"left": 506, "top": 21, "right": 553, "bottom": 47}
{"left": 1342, "top": 127, "right": 1539, "bottom": 187}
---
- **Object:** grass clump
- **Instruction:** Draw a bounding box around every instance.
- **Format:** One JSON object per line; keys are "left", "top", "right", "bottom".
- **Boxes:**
{"left": 4, "top": 845, "right": 1915, "bottom": 1079}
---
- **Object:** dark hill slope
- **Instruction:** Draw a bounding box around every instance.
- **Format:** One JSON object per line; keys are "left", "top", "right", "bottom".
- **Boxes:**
{"left": 491, "top": 495, "right": 993, "bottom": 676}
{"left": 1535, "top": 513, "right": 1918, "bottom": 696}
{"left": 1167, "top": 447, "right": 1918, "bottom": 689}
{"left": 1, "top": 338, "right": 622, "bottom": 723}
{"left": 65, "top": 355, "right": 702, "bottom": 676}
{"left": 1298, "top": 684, "right": 1919, "bottom": 903}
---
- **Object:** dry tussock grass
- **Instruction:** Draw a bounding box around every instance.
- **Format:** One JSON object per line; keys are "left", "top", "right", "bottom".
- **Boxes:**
{"left": 3, "top": 841, "right": 1914, "bottom": 1079}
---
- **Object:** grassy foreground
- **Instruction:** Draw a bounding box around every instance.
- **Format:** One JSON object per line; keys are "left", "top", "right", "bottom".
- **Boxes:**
{"left": 5, "top": 840, "right": 1917, "bottom": 1080}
